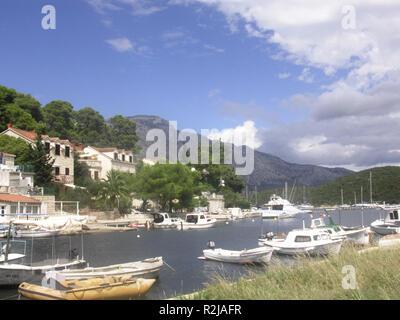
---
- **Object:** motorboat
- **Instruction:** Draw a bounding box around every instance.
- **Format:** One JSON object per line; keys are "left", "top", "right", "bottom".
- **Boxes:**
{"left": 200, "top": 243, "right": 275, "bottom": 264}
{"left": 370, "top": 208, "right": 400, "bottom": 235}
{"left": 46, "top": 257, "right": 163, "bottom": 281}
{"left": 153, "top": 213, "right": 183, "bottom": 229}
{"left": 258, "top": 228, "right": 343, "bottom": 256}
{"left": 260, "top": 194, "right": 308, "bottom": 219}
{"left": 310, "top": 217, "right": 371, "bottom": 245}
{"left": 18, "top": 276, "right": 156, "bottom": 300}
{"left": 180, "top": 213, "right": 217, "bottom": 230}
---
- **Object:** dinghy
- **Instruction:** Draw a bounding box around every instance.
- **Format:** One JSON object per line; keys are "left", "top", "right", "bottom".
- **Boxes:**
{"left": 47, "top": 257, "right": 163, "bottom": 281}
{"left": 18, "top": 276, "right": 156, "bottom": 300}
{"left": 201, "top": 246, "right": 275, "bottom": 264}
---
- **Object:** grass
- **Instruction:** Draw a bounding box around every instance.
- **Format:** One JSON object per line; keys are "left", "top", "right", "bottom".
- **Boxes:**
{"left": 184, "top": 245, "right": 400, "bottom": 300}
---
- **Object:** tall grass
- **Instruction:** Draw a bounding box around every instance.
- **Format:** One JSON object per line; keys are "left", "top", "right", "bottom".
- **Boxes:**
{"left": 186, "top": 246, "right": 400, "bottom": 300}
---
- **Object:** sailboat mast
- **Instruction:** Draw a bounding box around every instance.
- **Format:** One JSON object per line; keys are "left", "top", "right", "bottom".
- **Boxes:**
{"left": 370, "top": 171, "right": 373, "bottom": 204}
{"left": 341, "top": 188, "right": 344, "bottom": 206}
{"left": 285, "top": 182, "right": 288, "bottom": 200}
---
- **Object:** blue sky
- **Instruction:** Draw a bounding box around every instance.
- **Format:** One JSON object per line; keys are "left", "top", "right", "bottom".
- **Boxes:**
{"left": 1, "top": 0, "right": 400, "bottom": 170}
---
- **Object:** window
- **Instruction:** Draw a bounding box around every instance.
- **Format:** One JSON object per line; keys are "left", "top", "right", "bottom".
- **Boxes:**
{"left": 45, "top": 142, "right": 50, "bottom": 154}
{"left": 129, "top": 156, "right": 133, "bottom": 163}
{"left": 55, "top": 144, "right": 60, "bottom": 156}
{"left": 65, "top": 146, "right": 70, "bottom": 157}
{"left": 313, "top": 235, "right": 321, "bottom": 241}
{"left": 94, "top": 171, "right": 99, "bottom": 180}
{"left": 55, "top": 167, "right": 60, "bottom": 175}
{"left": 294, "top": 236, "right": 311, "bottom": 242}
{"left": 114, "top": 153, "right": 118, "bottom": 160}
{"left": 0, "top": 206, "right": 5, "bottom": 217}
{"left": 65, "top": 168, "right": 69, "bottom": 176}
{"left": 272, "top": 205, "right": 284, "bottom": 210}
{"left": 10, "top": 206, "right": 17, "bottom": 214}
{"left": 122, "top": 155, "right": 125, "bottom": 162}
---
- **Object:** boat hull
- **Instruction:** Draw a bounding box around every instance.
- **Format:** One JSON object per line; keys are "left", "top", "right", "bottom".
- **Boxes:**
{"left": 371, "top": 220, "right": 400, "bottom": 235}
{"left": 18, "top": 277, "right": 156, "bottom": 300}
{"left": 0, "top": 259, "right": 87, "bottom": 286}
{"left": 202, "top": 247, "right": 274, "bottom": 264}
{"left": 49, "top": 257, "right": 163, "bottom": 281}
{"left": 13, "top": 230, "right": 61, "bottom": 238}
{"left": 180, "top": 221, "right": 216, "bottom": 230}
{"left": 260, "top": 240, "right": 342, "bottom": 256}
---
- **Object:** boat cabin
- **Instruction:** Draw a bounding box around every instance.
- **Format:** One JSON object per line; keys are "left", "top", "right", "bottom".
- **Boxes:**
{"left": 185, "top": 213, "right": 210, "bottom": 223}
{"left": 389, "top": 210, "right": 399, "bottom": 220}
{"left": 286, "top": 229, "right": 331, "bottom": 243}
{"left": 153, "top": 213, "right": 169, "bottom": 223}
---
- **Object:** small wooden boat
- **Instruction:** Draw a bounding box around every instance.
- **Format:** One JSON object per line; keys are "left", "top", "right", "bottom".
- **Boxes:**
{"left": 18, "top": 276, "right": 156, "bottom": 300}
{"left": 47, "top": 257, "right": 163, "bottom": 281}
{"left": 201, "top": 246, "right": 275, "bottom": 264}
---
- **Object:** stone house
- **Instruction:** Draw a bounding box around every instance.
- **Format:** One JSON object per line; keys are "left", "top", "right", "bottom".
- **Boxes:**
{"left": 0, "top": 124, "right": 74, "bottom": 184}
{"left": 77, "top": 146, "right": 136, "bottom": 180}
{"left": 0, "top": 193, "right": 42, "bottom": 216}
{"left": 0, "top": 152, "right": 35, "bottom": 195}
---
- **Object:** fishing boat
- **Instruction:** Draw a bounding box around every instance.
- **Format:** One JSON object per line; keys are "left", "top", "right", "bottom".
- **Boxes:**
{"left": 310, "top": 217, "right": 371, "bottom": 245}
{"left": 18, "top": 276, "right": 156, "bottom": 300}
{"left": 153, "top": 213, "right": 183, "bottom": 229}
{"left": 12, "top": 227, "right": 61, "bottom": 238}
{"left": 260, "top": 194, "right": 307, "bottom": 219}
{"left": 200, "top": 241, "right": 275, "bottom": 264}
{"left": 370, "top": 208, "right": 400, "bottom": 235}
{"left": 180, "top": 213, "right": 217, "bottom": 230}
{"left": 258, "top": 228, "right": 343, "bottom": 256}
{"left": 46, "top": 256, "right": 163, "bottom": 281}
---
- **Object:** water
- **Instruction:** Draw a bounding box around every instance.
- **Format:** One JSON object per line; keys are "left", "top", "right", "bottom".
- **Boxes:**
{"left": 0, "top": 208, "right": 385, "bottom": 300}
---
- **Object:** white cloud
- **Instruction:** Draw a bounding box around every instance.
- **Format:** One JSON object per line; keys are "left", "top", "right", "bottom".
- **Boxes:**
{"left": 207, "top": 121, "right": 262, "bottom": 149}
{"left": 278, "top": 72, "right": 290, "bottom": 79}
{"left": 203, "top": 44, "right": 225, "bottom": 53}
{"left": 298, "top": 67, "right": 314, "bottom": 83}
{"left": 106, "top": 37, "right": 133, "bottom": 52}
{"left": 208, "top": 88, "right": 221, "bottom": 98}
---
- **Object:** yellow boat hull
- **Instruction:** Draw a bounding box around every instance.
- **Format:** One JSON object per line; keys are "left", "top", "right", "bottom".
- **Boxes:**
{"left": 18, "top": 276, "right": 156, "bottom": 300}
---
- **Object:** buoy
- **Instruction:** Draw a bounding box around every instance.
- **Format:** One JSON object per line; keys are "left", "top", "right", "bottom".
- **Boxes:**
{"left": 137, "top": 235, "right": 141, "bottom": 238}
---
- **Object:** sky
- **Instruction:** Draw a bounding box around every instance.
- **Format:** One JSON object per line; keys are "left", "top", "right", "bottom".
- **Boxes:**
{"left": 1, "top": 0, "right": 400, "bottom": 171}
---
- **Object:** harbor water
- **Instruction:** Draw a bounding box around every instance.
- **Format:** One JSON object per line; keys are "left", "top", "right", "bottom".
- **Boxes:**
{"left": 0, "top": 208, "right": 386, "bottom": 300}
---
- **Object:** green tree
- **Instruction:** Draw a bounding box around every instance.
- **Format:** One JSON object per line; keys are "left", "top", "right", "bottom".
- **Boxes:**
{"left": 73, "top": 153, "right": 92, "bottom": 187}
{"left": 74, "top": 107, "right": 110, "bottom": 146}
{"left": 109, "top": 115, "right": 139, "bottom": 152}
{"left": 0, "top": 135, "right": 32, "bottom": 164}
{"left": 14, "top": 93, "right": 42, "bottom": 122}
{"left": 28, "top": 133, "right": 55, "bottom": 187}
{"left": 41, "top": 100, "right": 76, "bottom": 140}
{"left": 98, "top": 170, "right": 129, "bottom": 213}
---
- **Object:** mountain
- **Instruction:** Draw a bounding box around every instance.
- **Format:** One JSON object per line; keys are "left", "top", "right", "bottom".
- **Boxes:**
{"left": 307, "top": 166, "right": 400, "bottom": 205}
{"left": 128, "top": 115, "right": 352, "bottom": 189}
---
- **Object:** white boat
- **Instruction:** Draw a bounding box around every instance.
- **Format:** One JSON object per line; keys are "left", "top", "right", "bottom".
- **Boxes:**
{"left": 258, "top": 228, "right": 343, "bottom": 256}
{"left": 310, "top": 217, "right": 371, "bottom": 245}
{"left": 46, "top": 256, "right": 163, "bottom": 281}
{"left": 12, "top": 228, "right": 61, "bottom": 238}
{"left": 370, "top": 209, "right": 400, "bottom": 235}
{"left": 201, "top": 246, "right": 275, "bottom": 264}
{"left": 260, "top": 194, "right": 307, "bottom": 219}
{"left": 153, "top": 213, "right": 183, "bottom": 229}
{"left": 180, "top": 213, "right": 217, "bottom": 230}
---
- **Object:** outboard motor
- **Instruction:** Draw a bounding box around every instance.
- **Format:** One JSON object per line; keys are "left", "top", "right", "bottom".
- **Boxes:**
{"left": 206, "top": 240, "right": 215, "bottom": 249}
{"left": 69, "top": 248, "right": 79, "bottom": 260}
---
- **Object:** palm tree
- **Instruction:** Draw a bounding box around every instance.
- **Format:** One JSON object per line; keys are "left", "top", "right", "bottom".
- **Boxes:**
{"left": 98, "top": 170, "right": 129, "bottom": 211}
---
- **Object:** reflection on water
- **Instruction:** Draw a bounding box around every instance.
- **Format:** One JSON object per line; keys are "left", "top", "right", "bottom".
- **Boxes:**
{"left": 0, "top": 209, "right": 386, "bottom": 300}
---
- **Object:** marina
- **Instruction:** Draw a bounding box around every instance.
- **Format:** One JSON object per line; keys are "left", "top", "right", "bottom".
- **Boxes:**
{"left": 0, "top": 208, "right": 388, "bottom": 300}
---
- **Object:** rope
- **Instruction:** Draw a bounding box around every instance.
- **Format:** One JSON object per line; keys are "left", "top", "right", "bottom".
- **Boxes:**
{"left": 163, "top": 260, "right": 176, "bottom": 272}
{"left": 0, "top": 294, "right": 20, "bottom": 300}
